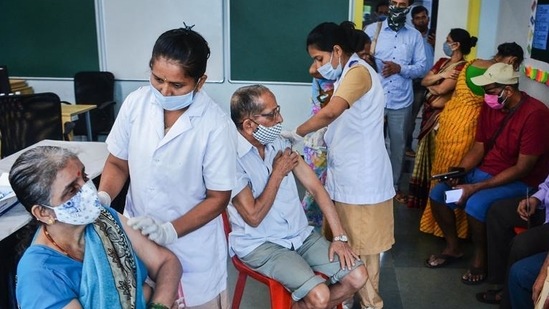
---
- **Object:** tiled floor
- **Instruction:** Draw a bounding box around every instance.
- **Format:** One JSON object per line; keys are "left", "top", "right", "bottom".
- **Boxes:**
{"left": 226, "top": 157, "right": 497, "bottom": 308}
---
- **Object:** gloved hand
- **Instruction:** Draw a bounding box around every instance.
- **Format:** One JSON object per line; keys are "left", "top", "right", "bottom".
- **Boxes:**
{"left": 305, "top": 127, "right": 327, "bottom": 148}
{"left": 97, "top": 191, "right": 111, "bottom": 207}
{"left": 280, "top": 129, "right": 304, "bottom": 144}
{"left": 127, "top": 216, "right": 178, "bottom": 246}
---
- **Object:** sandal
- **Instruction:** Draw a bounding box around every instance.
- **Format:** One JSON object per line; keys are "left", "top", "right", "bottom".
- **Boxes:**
{"left": 424, "top": 253, "right": 463, "bottom": 268}
{"left": 395, "top": 191, "right": 408, "bottom": 204}
{"left": 461, "top": 267, "right": 486, "bottom": 285}
{"left": 476, "top": 289, "right": 503, "bottom": 304}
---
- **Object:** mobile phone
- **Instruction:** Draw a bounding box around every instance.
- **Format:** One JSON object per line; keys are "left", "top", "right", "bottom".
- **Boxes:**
{"left": 431, "top": 169, "right": 466, "bottom": 181}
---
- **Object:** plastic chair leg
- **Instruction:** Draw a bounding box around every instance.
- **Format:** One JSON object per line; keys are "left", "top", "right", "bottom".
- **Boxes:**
{"left": 231, "top": 272, "right": 248, "bottom": 309}
{"left": 268, "top": 283, "right": 292, "bottom": 308}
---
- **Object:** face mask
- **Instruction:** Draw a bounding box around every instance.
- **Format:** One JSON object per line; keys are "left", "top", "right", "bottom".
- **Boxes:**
{"left": 378, "top": 15, "right": 387, "bottom": 21}
{"left": 317, "top": 52, "right": 342, "bottom": 80}
{"left": 42, "top": 180, "right": 101, "bottom": 225}
{"left": 443, "top": 42, "right": 454, "bottom": 57}
{"left": 150, "top": 82, "right": 195, "bottom": 111}
{"left": 252, "top": 122, "right": 282, "bottom": 145}
{"left": 484, "top": 89, "right": 507, "bottom": 110}
{"left": 388, "top": 5, "right": 410, "bottom": 32}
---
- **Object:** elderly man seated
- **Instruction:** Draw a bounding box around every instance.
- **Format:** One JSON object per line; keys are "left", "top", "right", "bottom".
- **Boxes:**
{"left": 227, "top": 84, "right": 367, "bottom": 309}
{"left": 425, "top": 63, "right": 549, "bottom": 286}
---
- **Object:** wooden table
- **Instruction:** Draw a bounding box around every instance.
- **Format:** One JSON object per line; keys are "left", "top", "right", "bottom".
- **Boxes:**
{"left": 0, "top": 139, "right": 109, "bottom": 241}
{"left": 61, "top": 104, "right": 97, "bottom": 141}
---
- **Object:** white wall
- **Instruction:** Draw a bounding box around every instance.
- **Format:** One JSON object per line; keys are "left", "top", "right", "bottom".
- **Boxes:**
{"left": 496, "top": 0, "right": 549, "bottom": 104}
{"left": 434, "top": 0, "right": 470, "bottom": 62}
{"left": 477, "top": 0, "right": 500, "bottom": 59}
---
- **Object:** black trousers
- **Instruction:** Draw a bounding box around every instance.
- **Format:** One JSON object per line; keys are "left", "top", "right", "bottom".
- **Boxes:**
{"left": 486, "top": 196, "right": 549, "bottom": 308}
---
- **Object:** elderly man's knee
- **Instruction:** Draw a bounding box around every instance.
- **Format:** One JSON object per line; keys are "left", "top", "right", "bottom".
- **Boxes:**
{"left": 343, "top": 264, "right": 368, "bottom": 291}
{"left": 303, "top": 283, "right": 330, "bottom": 309}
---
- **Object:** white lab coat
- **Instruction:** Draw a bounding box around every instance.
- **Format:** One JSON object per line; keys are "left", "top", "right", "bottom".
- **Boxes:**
{"left": 107, "top": 86, "right": 237, "bottom": 306}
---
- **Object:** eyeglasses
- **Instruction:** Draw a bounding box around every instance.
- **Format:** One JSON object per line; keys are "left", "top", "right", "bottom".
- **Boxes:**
{"left": 253, "top": 105, "right": 281, "bottom": 120}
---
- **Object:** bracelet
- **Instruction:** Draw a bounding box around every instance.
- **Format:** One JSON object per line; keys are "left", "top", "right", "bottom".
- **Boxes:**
{"left": 147, "top": 303, "right": 169, "bottom": 309}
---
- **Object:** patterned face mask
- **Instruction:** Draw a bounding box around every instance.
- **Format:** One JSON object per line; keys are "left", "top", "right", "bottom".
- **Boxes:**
{"left": 42, "top": 180, "right": 101, "bottom": 225}
{"left": 388, "top": 5, "right": 410, "bottom": 32}
{"left": 252, "top": 122, "right": 282, "bottom": 145}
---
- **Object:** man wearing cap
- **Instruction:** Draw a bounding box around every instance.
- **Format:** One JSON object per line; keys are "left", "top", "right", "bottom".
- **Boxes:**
{"left": 424, "top": 63, "right": 549, "bottom": 286}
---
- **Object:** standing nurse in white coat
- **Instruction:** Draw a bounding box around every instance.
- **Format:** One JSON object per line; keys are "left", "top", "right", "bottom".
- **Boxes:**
{"left": 98, "top": 26, "right": 237, "bottom": 309}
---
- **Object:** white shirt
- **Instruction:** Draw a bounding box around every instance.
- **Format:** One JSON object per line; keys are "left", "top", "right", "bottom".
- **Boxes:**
{"left": 228, "top": 135, "right": 313, "bottom": 258}
{"left": 106, "top": 86, "right": 237, "bottom": 306}
{"left": 324, "top": 54, "right": 395, "bottom": 204}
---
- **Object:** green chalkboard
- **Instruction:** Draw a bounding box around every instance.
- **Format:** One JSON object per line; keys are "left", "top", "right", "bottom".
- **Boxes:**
{"left": 0, "top": 0, "right": 99, "bottom": 78}
{"left": 230, "top": 0, "right": 350, "bottom": 83}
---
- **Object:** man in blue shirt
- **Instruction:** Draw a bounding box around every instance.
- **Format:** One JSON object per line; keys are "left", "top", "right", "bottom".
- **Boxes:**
{"left": 406, "top": 5, "right": 435, "bottom": 158}
{"left": 365, "top": 0, "right": 427, "bottom": 204}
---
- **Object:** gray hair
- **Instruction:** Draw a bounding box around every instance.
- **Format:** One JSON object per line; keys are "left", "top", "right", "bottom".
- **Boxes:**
{"left": 230, "top": 84, "right": 272, "bottom": 129}
{"left": 9, "top": 146, "right": 79, "bottom": 210}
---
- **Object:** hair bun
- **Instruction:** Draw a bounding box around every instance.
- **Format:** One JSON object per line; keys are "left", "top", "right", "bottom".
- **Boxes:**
{"left": 470, "top": 36, "right": 478, "bottom": 47}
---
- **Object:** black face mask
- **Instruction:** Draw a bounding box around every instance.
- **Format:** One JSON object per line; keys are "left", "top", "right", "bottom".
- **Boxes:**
{"left": 388, "top": 5, "right": 410, "bottom": 32}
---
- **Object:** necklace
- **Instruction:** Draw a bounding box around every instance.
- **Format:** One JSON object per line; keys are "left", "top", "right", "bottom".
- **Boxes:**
{"left": 43, "top": 225, "right": 83, "bottom": 262}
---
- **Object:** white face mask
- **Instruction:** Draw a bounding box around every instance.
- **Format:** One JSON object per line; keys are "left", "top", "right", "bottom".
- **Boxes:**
{"left": 317, "top": 52, "right": 342, "bottom": 80}
{"left": 42, "top": 180, "right": 101, "bottom": 225}
{"left": 150, "top": 82, "right": 195, "bottom": 111}
{"left": 252, "top": 122, "right": 282, "bottom": 145}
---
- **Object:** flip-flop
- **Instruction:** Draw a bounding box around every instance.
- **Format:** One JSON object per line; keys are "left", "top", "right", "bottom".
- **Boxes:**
{"left": 461, "top": 267, "right": 486, "bottom": 285}
{"left": 476, "top": 289, "right": 503, "bottom": 304}
{"left": 424, "top": 253, "right": 463, "bottom": 268}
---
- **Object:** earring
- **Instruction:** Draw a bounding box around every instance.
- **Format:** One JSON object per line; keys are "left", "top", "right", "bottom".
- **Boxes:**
{"left": 46, "top": 218, "right": 54, "bottom": 225}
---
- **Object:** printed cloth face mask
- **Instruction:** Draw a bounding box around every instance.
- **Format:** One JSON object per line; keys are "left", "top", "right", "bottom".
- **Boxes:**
{"left": 388, "top": 5, "right": 410, "bottom": 32}
{"left": 484, "top": 88, "right": 507, "bottom": 110}
{"left": 151, "top": 81, "right": 196, "bottom": 111}
{"left": 252, "top": 122, "right": 283, "bottom": 145}
{"left": 317, "top": 52, "right": 343, "bottom": 80}
{"left": 42, "top": 180, "right": 101, "bottom": 225}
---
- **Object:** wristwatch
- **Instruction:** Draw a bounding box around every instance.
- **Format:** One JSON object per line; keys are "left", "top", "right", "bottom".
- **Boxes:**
{"left": 333, "top": 234, "right": 348, "bottom": 242}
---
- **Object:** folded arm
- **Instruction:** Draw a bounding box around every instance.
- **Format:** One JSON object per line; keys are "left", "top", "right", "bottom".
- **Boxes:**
{"left": 231, "top": 148, "right": 299, "bottom": 227}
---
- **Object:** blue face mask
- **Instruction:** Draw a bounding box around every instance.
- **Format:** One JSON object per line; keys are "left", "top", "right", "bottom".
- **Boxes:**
{"left": 150, "top": 82, "right": 196, "bottom": 111}
{"left": 443, "top": 42, "right": 454, "bottom": 57}
{"left": 317, "top": 52, "right": 342, "bottom": 80}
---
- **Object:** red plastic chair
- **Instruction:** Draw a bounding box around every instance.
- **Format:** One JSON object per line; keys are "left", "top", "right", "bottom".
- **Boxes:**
{"left": 514, "top": 226, "right": 527, "bottom": 235}
{"left": 221, "top": 211, "right": 343, "bottom": 309}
